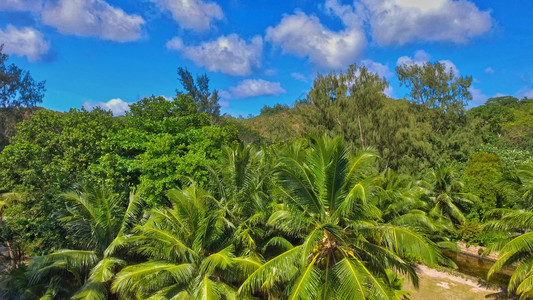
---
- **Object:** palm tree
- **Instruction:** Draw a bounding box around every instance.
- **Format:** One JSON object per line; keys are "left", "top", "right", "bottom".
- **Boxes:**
{"left": 374, "top": 169, "right": 432, "bottom": 226}
{"left": 208, "top": 142, "right": 275, "bottom": 257}
{"left": 500, "top": 161, "right": 533, "bottom": 210}
{"left": 27, "top": 184, "right": 143, "bottom": 299}
{"left": 239, "top": 136, "right": 440, "bottom": 299}
{"left": 423, "top": 165, "right": 477, "bottom": 225}
{"left": 486, "top": 162, "right": 533, "bottom": 299}
{"left": 375, "top": 170, "right": 457, "bottom": 251}
{"left": 111, "top": 182, "right": 258, "bottom": 299}
{"left": 485, "top": 209, "right": 533, "bottom": 299}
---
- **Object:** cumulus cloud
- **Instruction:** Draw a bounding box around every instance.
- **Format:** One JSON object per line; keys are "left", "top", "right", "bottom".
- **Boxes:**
{"left": 325, "top": 0, "right": 361, "bottom": 28}
{"left": 221, "top": 79, "right": 286, "bottom": 99}
{"left": 397, "top": 50, "right": 459, "bottom": 76}
{"left": 291, "top": 72, "right": 307, "bottom": 82}
{"left": 396, "top": 50, "right": 431, "bottom": 66}
{"left": 485, "top": 67, "right": 494, "bottom": 74}
{"left": 360, "top": 59, "right": 392, "bottom": 78}
{"left": 0, "top": 25, "right": 50, "bottom": 61}
{"left": 150, "top": 0, "right": 222, "bottom": 31}
{"left": 83, "top": 98, "right": 131, "bottom": 115}
{"left": 359, "top": 0, "right": 491, "bottom": 45}
{"left": 167, "top": 34, "right": 262, "bottom": 76}
{"left": 265, "top": 11, "right": 366, "bottom": 69}
{"left": 41, "top": 0, "right": 145, "bottom": 42}
{"left": 0, "top": 0, "right": 41, "bottom": 11}
{"left": 439, "top": 59, "right": 459, "bottom": 77}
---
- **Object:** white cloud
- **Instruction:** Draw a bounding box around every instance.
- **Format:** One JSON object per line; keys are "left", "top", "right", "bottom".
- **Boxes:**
{"left": 167, "top": 34, "right": 262, "bottom": 76}
{"left": 0, "top": 0, "right": 41, "bottom": 11}
{"left": 469, "top": 86, "right": 487, "bottom": 104}
{"left": 83, "top": 98, "right": 130, "bottom": 115}
{"left": 360, "top": 59, "right": 392, "bottom": 78}
{"left": 291, "top": 72, "right": 307, "bottom": 82}
{"left": 265, "top": 11, "right": 366, "bottom": 69}
{"left": 396, "top": 50, "right": 459, "bottom": 76}
{"left": 0, "top": 25, "right": 50, "bottom": 61}
{"left": 439, "top": 59, "right": 459, "bottom": 77}
{"left": 219, "top": 99, "right": 230, "bottom": 108}
{"left": 360, "top": 0, "right": 491, "bottom": 45}
{"left": 264, "top": 69, "right": 276, "bottom": 76}
{"left": 518, "top": 87, "right": 533, "bottom": 99}
{"left": 41, "top": 0, "right": 145, "bottom": 42}
{"left": 221, "top": 79, "right": 286, "bottom": 99}
{"left": 396, "top": 50, "right": 431, "bottom": 66}
{"left": 485, "top": 67, "right": 494, "bottom": 74}
{"left": 325, "top": 0, "right": 361, "bottom": 28}
{"left": 150, "top": 0, "right": 222, "bottom": 32}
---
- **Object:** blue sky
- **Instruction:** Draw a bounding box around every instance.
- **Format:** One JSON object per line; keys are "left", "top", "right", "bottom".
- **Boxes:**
{"left": 1, "top": 0, "right": 532, "bottom": 116}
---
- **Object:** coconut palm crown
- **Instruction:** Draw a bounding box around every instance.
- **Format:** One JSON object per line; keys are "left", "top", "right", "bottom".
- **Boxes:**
{"left": 26, "top": 184, "right": 143, "bottom": 300}
{"left": 238, "top": 135, "right": 441, "bottom": 299}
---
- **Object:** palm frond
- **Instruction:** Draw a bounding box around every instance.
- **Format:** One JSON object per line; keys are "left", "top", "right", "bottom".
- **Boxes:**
{"left": 112, "top": 261, "right": 194, "bottom": 298}
{"left": 288, "top": 253, "right": 321, "bottom": 300}
{"left": 238, "top": 246, "right": 302, "bottom": 295}
{"left": 200, "top": 246, "right": 235, "bottom": 275}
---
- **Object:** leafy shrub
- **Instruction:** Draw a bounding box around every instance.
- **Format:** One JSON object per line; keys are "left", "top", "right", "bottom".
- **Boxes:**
{"left": 456, "top": 220, "right": 482, "bottom": 246}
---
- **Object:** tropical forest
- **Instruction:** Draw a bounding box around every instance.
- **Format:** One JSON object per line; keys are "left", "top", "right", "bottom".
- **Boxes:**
{"left": 1, "top": 1, "right": 533, "bottom": 299}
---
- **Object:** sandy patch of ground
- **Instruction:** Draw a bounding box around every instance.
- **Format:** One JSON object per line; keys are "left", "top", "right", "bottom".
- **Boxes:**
{"left": 403, "top": 265, "right": 515, "bottom": 300}
{"left": 416, "top": 265, "right": 498, "bottom": 292}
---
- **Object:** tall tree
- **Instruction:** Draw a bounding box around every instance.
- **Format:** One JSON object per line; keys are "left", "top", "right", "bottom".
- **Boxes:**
{"left": 177, "top": 67, "right": 221, "bottom": 118}
{"left": 0, "top": 45, "right": 46, "bottom": 108}
{"left": 485, "top": 162, "right": 533, "bottom": 300}
{"left": 396, "top": 62, "right": 472, "bottom": 115}
{"left": 239, "top": 136, "right": 440, "bottom": 299}
{"left": 300, "top": 64, "right": 388, "bottom": 148}
{"left": 112, "top": 182, "right": 255, "bottom": 299}
{"left": 26, "top": 184, "right": 143, "bottom": 299}
{"left": 486, "top": 208, "right": 533, "bottom": 299}
{"left": 423, "top": 166, "right": 477, "bottom": 225}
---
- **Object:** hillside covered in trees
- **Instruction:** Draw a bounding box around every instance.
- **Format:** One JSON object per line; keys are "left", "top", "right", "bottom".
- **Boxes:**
{"left": 1, "top": 48, "right": 533, "bottom": 299}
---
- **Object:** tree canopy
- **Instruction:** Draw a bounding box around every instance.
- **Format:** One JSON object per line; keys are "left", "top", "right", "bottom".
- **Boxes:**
{"left": 0, "top": 45, "right": 46, "bottom": 108}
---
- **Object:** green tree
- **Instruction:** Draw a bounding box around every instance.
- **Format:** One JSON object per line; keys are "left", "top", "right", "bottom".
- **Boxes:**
{"left": 207, "top": 142, "right": 275, "bottom": 257}
{"left": 374, "top": 169, "right": 432, "bottom": 227}
{"left": 463, "top": 152, "right": 504, "bottom": 214}
{"left": 26, "top": 184, "right": 143, "bottom": 299}
{"left": 488, "top": 211, "right": 533, "bottom": 299}
{"left": 239, "top": 136, "right": 440, "bottom": 299}
{"left": 396, "top": 61, "right": 472, "bottom": 117}
{"left": 0, "top": 108, "right": 123, "bottom": 254}
{"left": 468, "top": 96, "right": 517, "bottom": 136}
{"left": 0, "top": 45, "right": 46, "bottom": 108}
{"left": 177, "top": 67, "right": 221, "bottom": 118}
{"left": 112, "top": 182, "right": 256, "bottom": 299}
{"left": 299, "top": 64, "right": 388, "bottom": 148}
{"left": 423, "top": 166, "right": 477, "bottom": 225}
{"left": 485, "top": 162, "right": 533, "bottom": 300}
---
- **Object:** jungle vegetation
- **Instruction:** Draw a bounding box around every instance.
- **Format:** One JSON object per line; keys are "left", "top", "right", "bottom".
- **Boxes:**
{"left": 1, "top": 48, "right": 533, "bottom": 299}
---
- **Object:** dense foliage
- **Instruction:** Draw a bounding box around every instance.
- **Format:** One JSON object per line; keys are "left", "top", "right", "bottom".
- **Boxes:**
{"left": 1, "top": 53, "right": 533, "bottom": 299}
